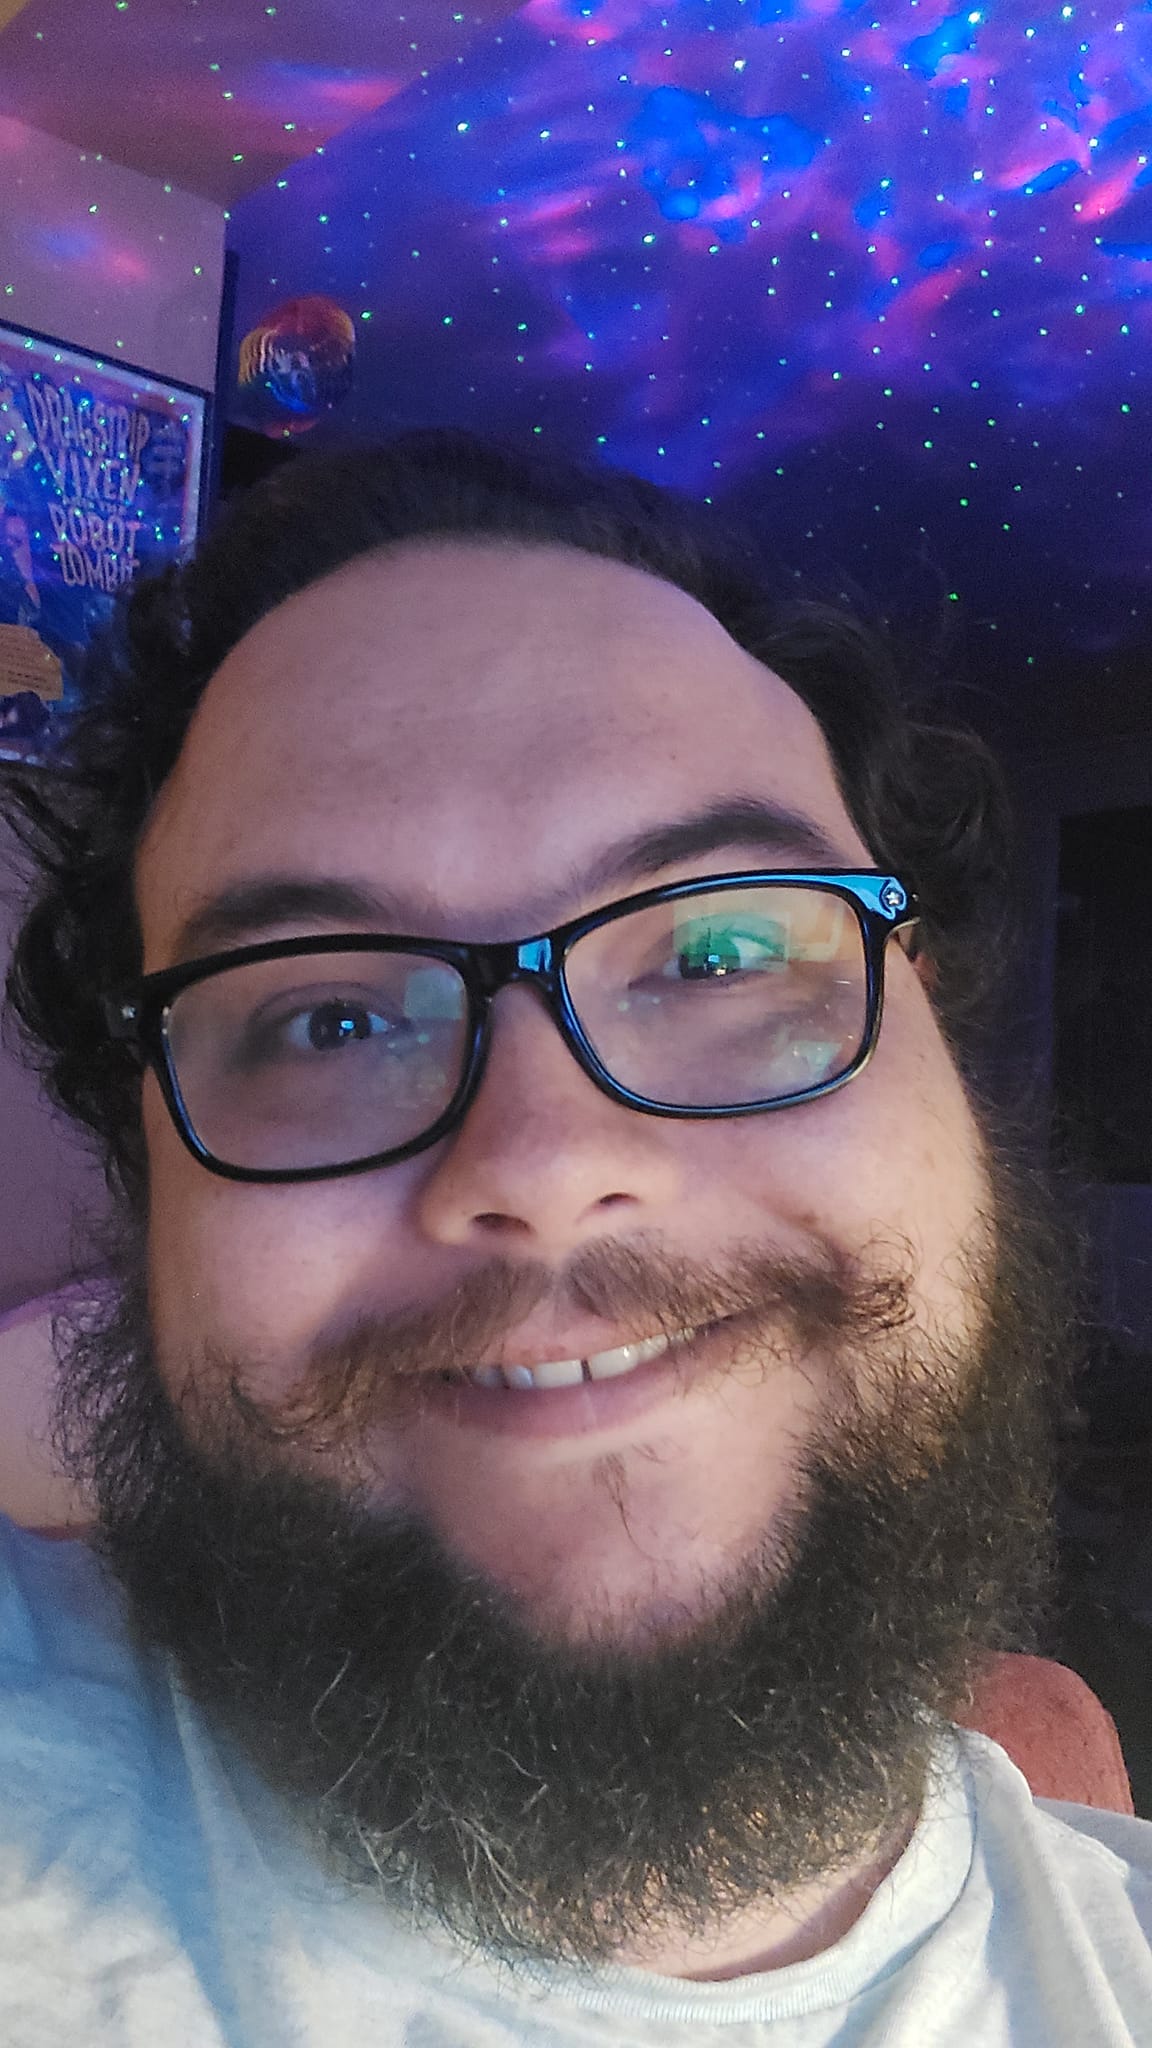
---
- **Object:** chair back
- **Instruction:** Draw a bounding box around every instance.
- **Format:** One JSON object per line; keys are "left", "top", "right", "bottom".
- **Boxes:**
{"left": 956, "top": 1651, "right": 1135, "bottom": 1813}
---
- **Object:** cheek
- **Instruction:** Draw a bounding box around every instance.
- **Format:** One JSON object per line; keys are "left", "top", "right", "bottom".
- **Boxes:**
{"left": 865, "top": 979, "right": 989, "bottom": 1297}
{"left": 693, "top": 977, "right": 986, "bottom": 1316}
{"left": 142, "top": 1077, "right": 411, "bottom": 1372}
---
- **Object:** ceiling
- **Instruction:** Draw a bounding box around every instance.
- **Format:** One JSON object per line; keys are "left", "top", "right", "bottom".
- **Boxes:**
{"left": 3, "top": 0, "right": 1152, "bottom": 702}
{"left": 0, "top": 0, "right": 515, "bottom": 203}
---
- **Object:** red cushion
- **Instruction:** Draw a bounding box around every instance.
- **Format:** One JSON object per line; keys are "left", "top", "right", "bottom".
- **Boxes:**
{"left": 956, "top": 1651, "right": 1135, "bottom": 1814}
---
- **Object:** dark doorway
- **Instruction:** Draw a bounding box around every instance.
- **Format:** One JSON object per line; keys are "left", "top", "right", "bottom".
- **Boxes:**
{"left": 1053, "top": 806, "right": 1152, "bottom": 1185}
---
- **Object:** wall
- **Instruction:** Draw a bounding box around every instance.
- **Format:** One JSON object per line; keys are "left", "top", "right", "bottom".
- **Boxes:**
{"left": 0, "top": 114, "right": 225, "bottom": 391}
{"left": 0, "top": 119, "right": 225, "bottom": 1310}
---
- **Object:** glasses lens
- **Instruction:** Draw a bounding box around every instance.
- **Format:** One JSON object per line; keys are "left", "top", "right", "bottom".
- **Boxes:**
{"left": 565, "top": 884, "right": 869, "bottom": 1108}
{"left": 164, "top": 950, "right": 470, "bottom": 1173}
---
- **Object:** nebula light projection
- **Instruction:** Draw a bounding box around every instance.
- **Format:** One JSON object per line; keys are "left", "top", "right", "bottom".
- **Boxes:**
{"left": 226, "top": 0, "right": 1152, "bottom": 672}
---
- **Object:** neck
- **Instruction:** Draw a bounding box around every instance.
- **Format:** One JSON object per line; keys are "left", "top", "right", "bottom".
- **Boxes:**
{"left": 615, "top": 1808, "right": 918, "bottom": 1981}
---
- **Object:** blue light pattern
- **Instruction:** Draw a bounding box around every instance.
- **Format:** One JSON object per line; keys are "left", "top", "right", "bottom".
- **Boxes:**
{"left": 228, "top": 0, "right": 1152, "bottom": 671}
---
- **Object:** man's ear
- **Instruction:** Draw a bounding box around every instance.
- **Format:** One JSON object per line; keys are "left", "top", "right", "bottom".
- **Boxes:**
{"left": 899, "top": 924, "right": 938, "bottom": 995}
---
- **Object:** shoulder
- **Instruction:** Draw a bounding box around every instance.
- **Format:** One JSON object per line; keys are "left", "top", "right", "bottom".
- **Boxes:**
{"left": 1032, "top": 1793, "right": 1152, "bottom": 1883}
{"left": 0, "top": 1511, "right": 149, "bottom": 1710}
{"left": 0, "top": 1514, "right": 190, "bottom": 1854}
{"left": 954, "top": 1724, "right": 1152, "bottom": 1920}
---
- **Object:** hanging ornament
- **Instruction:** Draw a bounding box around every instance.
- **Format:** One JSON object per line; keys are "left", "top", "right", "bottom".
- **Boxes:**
{"left": 237, "top": 295, "right": 357, "bottom": 435}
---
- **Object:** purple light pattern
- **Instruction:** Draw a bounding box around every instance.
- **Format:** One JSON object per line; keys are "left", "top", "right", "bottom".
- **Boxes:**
{"left": 176, "top": 2, "right": 1152, "bottom": 665}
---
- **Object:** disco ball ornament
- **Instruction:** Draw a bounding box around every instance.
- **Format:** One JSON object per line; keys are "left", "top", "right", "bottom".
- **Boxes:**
{"left": 237, "top": 295, "right": 357, "bottom": 435}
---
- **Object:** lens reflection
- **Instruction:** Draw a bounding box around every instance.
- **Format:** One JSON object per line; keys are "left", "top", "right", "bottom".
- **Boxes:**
{"left": 565, "top": 885, "right": 868, "bottom": 1107}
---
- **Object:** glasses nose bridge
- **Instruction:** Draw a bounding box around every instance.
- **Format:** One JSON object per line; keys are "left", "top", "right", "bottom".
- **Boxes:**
{"left": 472, "top": 932, "right": 562, "bottom": 1001}
{"left": 513, "top": 935, "right": 555, "bottom": 980}
{"left": 470, "top": 936, "right": 573, "bottom": 1056}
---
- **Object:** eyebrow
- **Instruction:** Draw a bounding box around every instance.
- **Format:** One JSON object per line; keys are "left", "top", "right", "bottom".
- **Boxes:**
{"left": 167, "top": 795, "right": 850, "bottom": 962}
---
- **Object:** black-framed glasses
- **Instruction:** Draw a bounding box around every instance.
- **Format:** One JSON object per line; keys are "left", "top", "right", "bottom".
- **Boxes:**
{"left": 104, "top": 870, "right": 918, "bottom": 1185}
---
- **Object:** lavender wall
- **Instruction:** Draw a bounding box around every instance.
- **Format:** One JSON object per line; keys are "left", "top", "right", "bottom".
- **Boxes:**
{"left": 0, "top": 121, "right": 225, "bottom": 1311}
{"left": 0, "top": 115, "right": 225, "bottom": 391}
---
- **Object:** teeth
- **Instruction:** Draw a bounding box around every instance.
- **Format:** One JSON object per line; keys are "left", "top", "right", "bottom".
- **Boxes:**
{"left": 528, "top": 1356, "right": 585, "bottom": 1389}
{"left": 463, "top": 1330, "right": 688, "bottom": 1392}
{"left": 586, "top": 1333, "right": 672, "bottom": 1380}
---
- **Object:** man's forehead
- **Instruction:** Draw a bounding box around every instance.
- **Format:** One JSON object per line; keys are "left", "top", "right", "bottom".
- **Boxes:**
{"left": 138, "top": 540, "right": 868, "bottom": 949}
{"left": 215, "top": 538, "right": 739, "bottom": 723}
{"left": 170, "top": 540, "right": 824, "bottom": 769}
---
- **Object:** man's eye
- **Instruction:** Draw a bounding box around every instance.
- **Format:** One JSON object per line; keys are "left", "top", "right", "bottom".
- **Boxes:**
{"left": 237, "top": 996, "right": 404, "bottom": 1060}
{"left": 668, "top": 924, "right": 787, "bottom": 979}
{"left": 282, "top": 1000, "right": 397, "bottom": 1052}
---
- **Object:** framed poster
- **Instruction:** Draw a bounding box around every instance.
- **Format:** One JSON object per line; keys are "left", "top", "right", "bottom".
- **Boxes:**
{"left": 0, "top": 321, "right": 209, "bottom": 766}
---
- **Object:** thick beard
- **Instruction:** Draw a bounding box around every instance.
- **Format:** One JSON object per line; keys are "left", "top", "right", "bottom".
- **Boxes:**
{"left": 46, "top": 1145, "right": 1075, "bottom": 1975}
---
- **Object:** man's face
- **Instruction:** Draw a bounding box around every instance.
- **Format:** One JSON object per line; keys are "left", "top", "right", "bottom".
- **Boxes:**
{"left": 65, "top": 539, "right": 1062, "bottom": 1969}
{"left": 137, "top": 541, "right": 984, "bottom": 1629}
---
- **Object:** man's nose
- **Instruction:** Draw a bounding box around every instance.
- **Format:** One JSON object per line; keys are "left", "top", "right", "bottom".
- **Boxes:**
{"left": 412, "top": 983, "right": 685, "bottom": 1256}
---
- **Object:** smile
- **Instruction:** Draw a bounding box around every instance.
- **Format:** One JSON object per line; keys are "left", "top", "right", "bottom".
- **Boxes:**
{"left": 427, "top": 1322, "right": 729, "bottom": 1441}
{"left": 447, "top": 1331, "right": 692, "bottom": 1392}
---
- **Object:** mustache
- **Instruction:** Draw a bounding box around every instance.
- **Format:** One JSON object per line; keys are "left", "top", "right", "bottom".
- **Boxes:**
{"left": 203, "top": 1233, "right": 917, "bottom": 1453}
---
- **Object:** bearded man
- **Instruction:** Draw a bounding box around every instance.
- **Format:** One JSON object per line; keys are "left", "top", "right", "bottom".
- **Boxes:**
{"left": 1, "top": 431, "right": 1149, "bottom": 2044}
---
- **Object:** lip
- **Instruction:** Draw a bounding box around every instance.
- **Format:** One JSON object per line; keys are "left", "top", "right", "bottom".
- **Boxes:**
{"left": 422, "top": 1324, "right": 723, "bottom": 1441}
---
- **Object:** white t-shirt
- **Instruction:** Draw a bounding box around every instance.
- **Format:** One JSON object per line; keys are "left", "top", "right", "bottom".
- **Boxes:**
{"left": 1, "top": 1513, "right": 1150, "bottom": 2047}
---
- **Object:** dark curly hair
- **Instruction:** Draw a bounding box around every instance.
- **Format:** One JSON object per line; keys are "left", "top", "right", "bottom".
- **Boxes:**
{"left": 2, "top": 427, "right": 1012, "bottom": 1207}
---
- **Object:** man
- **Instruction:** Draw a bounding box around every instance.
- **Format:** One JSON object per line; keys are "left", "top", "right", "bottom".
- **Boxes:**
{"left": 0, "top": 505, "right": 42, "bottom": 627}
{"left": 1, "top": 430, "right": 1149, "bottom": 2043}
